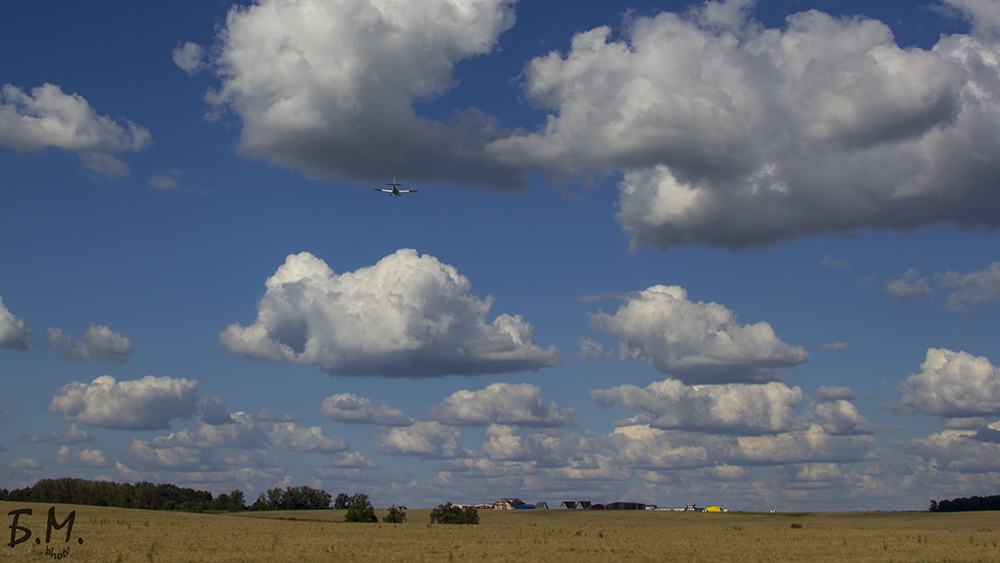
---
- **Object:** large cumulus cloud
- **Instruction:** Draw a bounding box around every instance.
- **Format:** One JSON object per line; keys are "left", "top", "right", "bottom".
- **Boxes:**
{"left": 488, "top": 0, "right": 1000, "bottom": 249}
{"left": 200, "top": 0, "right": 524, "bottom": 190}
{"left": 219, "top": 250, "right": 563, "bottom": 376}
{"left": 0, "top": 83, "right": 150, "bottom": 177}
{"left": 884, "top": 348, "right": 1000, "bottom": 418}
{"left": 588, "top": 285, "right": 808, "bottom": 384}
{"left": 48, "top": 376, "right": 203, "bottom": 431}
{"left": 186, "top": 0, "right": 1000, "bottom": 248}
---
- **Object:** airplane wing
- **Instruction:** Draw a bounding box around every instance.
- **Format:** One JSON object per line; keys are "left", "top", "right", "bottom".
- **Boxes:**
{"left": 374, "top": 189, "right": 394, "bottom": 193}
{"left": 398, "top": 190, "right": 417, "bottom": 193}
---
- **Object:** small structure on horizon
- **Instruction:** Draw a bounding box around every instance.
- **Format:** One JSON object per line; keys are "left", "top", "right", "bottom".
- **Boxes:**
{"left": 535, "top": 502, "right": 548, "bottom": 509}
{"left": 560, "top": 501, "right": 592, "bottom": 510}
{"left": 494, "top": 498, "right": 525, "bottom": 510}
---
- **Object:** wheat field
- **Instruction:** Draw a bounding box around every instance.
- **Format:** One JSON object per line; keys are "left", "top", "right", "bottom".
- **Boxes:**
{"left": 3, "top": 501, "right": 1000, "bottom": 562}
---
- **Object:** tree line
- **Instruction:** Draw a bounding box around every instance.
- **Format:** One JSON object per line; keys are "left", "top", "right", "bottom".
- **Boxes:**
{"left": 930, "top": 494, "right": 1000, "bottom": 512}
{"left": 0, "top": 478, "right": 242, "bottom": 512}
{"left": 0, "top": 478, "right": 347, "bottom": 513}
{"left": 0, "top": 478, "right": 244, "bottom": 512}
{"left": 1, "top": 478, "right": 475, "bottom": 524}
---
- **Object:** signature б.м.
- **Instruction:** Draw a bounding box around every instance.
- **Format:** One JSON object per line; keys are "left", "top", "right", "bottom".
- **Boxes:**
{"left": 7, "top": 507, "right": 84, "bottom": 559}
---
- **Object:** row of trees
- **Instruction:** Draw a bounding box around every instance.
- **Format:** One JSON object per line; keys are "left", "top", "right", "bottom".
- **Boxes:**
{"left": 0, "top": 478, "right": 242, "bottom": 512}
{"left": 930, "top": 495, "right": 1000, "bottom": 512}
{"left": 251, "top": 486, "right": 331, "bottom": 511}
{"left": 0, "top": 479, "right": 338, "bottom": 513}
{"left": 1, "top": 478, "right": 474, "bottom": 524}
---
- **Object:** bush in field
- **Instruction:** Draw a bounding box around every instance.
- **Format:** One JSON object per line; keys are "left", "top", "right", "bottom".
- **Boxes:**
{"left": 430, "top": 502, "right": 478, "bottom": 525}
{"left": 344, "top": 493, "right": 378, "bottom": 523}
{"left": 383, "top": 505, "right": 406, "bottom": 524}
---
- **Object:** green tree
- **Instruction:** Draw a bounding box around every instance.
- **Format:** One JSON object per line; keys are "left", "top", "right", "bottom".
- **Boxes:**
{"left": 227, "top": 490, "right": 246, "bottom": 511}
{"left": 383, "top": 505, "right": 406, "bottom": 524}
{"left": 255, "top": 487, "right": 284, "bottom": 511}
{"left": 334, "top": 493, "right": 351, "bottom": 510}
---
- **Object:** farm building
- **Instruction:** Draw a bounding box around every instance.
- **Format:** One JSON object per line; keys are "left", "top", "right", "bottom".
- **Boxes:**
{"left": 607, "top": 501, "right": 646, "bottom": 510}
{"left": 494, "top": 498, "right": 526, "bottom": 510}
{"left": 535, "top": 502, "right": 548, "bottom": 509}
{"left": 705, "top": 506, "right": 727, "bottom": 512}
{"left": 559, "top": 501, "right": 592, "bottom": 510}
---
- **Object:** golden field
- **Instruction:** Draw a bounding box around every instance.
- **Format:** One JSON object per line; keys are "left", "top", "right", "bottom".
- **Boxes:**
{"left": 3, "top": 501, "right": 1000, "bottom": 562}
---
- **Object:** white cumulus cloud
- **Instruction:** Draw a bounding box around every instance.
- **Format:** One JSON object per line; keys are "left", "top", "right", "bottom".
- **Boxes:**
{"left": 0, "top": 83, "right": 151, "bottom": 177}
{"left": 219, "top": 250, "right": 563, "bottom": 377}
{"left": 320, "top": 394, "right": 412, "bottom": 426}
{"left": 376, "top": 421, "right": 474, "bottom": 459}
{"left": 487, "top": 2, "right": 1000, "bottom": 249}
{"left": 147, "top": 410, "right": 349, "bottom": 454}
{"left": 53, "top": 446, "right": 111, "bottom": 467}
{"left": 591, "top": 379, "right": 805, "bottom": 435}
{"left": 0, "top": 297, "right": 31, "bottom": 350}
{"left": 262, "top": 420, "right": 349, "bottom": 453}
{"left": 814, "top": 400, "right": 876, "bottom": 436}
{"left": 48, "top": 375, "right": 200, "bottom": 430}
{"left": 201, "top": 0, "right": 524, "bottom": 190}
{"left": 886, "top": 423, "right": 1000, "bottom": 475}
{"left": 428, "top": 382, "right": 578, "bottom": 427}
{"left": 940, "top": 261, "right": 1000, "bottom": 313}
{"left": 588, "top": 285, "right": 808, "bottom": 384}
{"left": 885, "top": 268, "right": 932, "bottom": 302}
{"left": 726, "top": 425, "right": 874, "bottom": 465}
{"left": 48, "top": 324, "right": 134, "bottom": 363}
{"left": 885, "top": 348, "right": 1000, "bottom": 418}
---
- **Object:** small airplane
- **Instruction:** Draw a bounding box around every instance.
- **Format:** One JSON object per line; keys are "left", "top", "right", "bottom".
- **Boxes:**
{"left": 375, "top": 178, "right": 417, "bottom": 198}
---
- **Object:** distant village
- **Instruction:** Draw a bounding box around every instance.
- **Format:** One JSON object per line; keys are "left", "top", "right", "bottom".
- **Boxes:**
{"left": 460, "top": 498, "right": 729, "bottom": 512}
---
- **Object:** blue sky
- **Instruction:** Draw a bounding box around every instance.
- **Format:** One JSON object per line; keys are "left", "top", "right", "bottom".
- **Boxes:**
{"left": 2, "top": 0, "right": 1000, "bottom": 511}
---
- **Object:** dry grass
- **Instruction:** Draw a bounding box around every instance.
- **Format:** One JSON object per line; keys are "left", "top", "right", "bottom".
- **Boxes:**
{"left": 3, "top": 501, "right": 1000, "bottom": 562}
